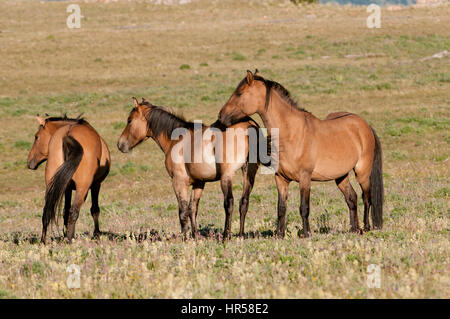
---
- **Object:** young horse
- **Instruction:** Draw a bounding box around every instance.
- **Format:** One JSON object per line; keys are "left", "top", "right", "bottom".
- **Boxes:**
{"left": 27, "top": 115, "right": 111, "bottom": 243}
{"left": 219, "top": 70, "right": 383, "bottom": 237}
{"left": 117, "top": 98, "right": 262, "bottom": 239}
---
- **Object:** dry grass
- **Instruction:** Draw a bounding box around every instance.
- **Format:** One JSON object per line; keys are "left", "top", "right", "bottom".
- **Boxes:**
{"left": 0, "top": 0, "right": 449, "bottom": 298}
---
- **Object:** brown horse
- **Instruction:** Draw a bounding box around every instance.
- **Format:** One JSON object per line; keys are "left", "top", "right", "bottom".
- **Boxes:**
{"left": 27, "top": 115, "right": 111, "bottom": 243}
{"left": 219, "top": 70, "right": 383, "bottom": 237}
{"left": 117, "top": 98, "right": 263, "bottom": 239}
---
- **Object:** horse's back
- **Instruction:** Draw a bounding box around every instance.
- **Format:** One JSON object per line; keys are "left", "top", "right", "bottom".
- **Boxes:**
{"left": 325, "top": 112, "right": 353, "bottom": 120}
{"left": 182, "top": 118, "right": 257, "bottom": 183}
{"left": 46, "top": 122, "right": 106, "bottom": 186}
{"left": 323, "top": 112, "right": 372, "bottom": 134}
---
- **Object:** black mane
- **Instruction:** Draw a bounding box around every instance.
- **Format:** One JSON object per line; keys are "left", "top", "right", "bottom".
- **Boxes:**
{"left": 235, "top": 75, "right": 308, "bottom": 113}
{"left": 45, "top": 114, "right": 85, "bottom": 124}
{"left": 140, "top": 101, "right": 194, "bottom": 138}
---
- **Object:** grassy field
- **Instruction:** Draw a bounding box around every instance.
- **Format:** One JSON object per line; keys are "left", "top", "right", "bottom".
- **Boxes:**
{"left": 0, "top": 0, "right": 449, "bottom": 298}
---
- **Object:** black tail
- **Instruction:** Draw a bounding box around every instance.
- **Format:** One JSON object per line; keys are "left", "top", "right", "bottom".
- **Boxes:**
{"left": 43, "top": 136, "right": 83, "bottom": 228}
{"left": 370, "top": 128, "right": 384, "bottom": 229}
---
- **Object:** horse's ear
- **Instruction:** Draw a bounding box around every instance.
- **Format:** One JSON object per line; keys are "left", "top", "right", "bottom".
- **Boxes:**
{"left": 246, "top": 70, "right": 254, "bottom": 85}
{"left": 141, "top": 97, "right": 147, "bottom": 104}
{"left": 132, "top": 97, "right": 139, "bottom": 108}
{"left": 254, "top": 68, "right": 260, "bottom": 76}
{"left": 36, "top": 114, "right": 45, "bottom": 126}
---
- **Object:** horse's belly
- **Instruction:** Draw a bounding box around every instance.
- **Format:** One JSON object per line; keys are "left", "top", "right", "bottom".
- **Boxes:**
{"left": 186, "top": 162, "right": 217, "bottom": 181}
{"left": 312, "top": 158, "right": 357, "bottom": 181}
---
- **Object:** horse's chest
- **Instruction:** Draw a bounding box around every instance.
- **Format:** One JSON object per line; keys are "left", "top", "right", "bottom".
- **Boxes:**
{"left": 276, "top": 160, "right": 300, "bottom": 182}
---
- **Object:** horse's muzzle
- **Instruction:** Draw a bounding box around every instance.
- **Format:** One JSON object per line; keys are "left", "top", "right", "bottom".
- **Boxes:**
{"left": 218, "top": 112, "right": 230, "bottom": 127}
{"left": 117, "top": 141, "right": 130, "bottom": 153}
{"left": 27, "top": 160, "right": 38, "bottom": 170}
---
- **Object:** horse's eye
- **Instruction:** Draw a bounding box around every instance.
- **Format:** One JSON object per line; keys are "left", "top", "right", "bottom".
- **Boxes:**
{"left": 34, "top": 136, "right": 38, "bottom": 141}
{"left": 127, "top": 119, "right": 131, "bottom": 124}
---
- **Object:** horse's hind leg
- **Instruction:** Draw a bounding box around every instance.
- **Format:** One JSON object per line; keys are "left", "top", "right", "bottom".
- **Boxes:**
{"left": 188, "top": 181, "right": 204, "bottom": 239}
{"left": 40, "top": 214, "right": 49, "bottom": 244}
{"left": 361, "top": 187, "right": 371, "bottom": 232}
{"left": 354, "top": 163, "right": 372, "bottom": 232}
{"left": 335, "top": 174, "right": 361, "bottom": 234}
{"left": 221, "top": 174, "right": 234, "bottom": 240}
{"left": 90, "top": 182, "right": 101, "bottom": 238}
{"left": 355, "top": 172, "right": 371, "bottom": 231}
{"left": 239, "top": 162, "right": 257, "bottom": 237}
{"left": 63, "top": 188, "right": 72, "bottom": 237}
{"left": 67, "top": 185, "right": 89, "bottom": 242}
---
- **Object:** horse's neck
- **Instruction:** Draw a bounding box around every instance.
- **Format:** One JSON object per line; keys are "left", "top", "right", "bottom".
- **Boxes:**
{"left": 152, "top": 132, "right": 175, "bottom": 155}
{"left": 258, "top": 92, "right": 307, "bottom": 138}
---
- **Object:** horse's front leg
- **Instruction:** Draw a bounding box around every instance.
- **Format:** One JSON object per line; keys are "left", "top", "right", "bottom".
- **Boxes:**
{"left": 299, "top": 172, "right": 312, "bottom": 237}
{"left": 172, "top": 178, "right": 190, "bottom": 238}
{"left": 275, "top": 174, "right": 290, "bottom": 238}
{"left": 220, "top": 174, "right": 234, "bottom": 241}
{"left": 238, "top": 162, "right": 258, "bottom": 237}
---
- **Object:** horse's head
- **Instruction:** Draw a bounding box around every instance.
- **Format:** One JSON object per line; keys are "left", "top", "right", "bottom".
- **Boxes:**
{"left": 27, "top": 115, "right": 52, "bottom": 170}
{"left": 219, "top": 69, "right": 266, "bottom": 126}
{"left": 117, "top": 97, "right": 150, "bottom": 153}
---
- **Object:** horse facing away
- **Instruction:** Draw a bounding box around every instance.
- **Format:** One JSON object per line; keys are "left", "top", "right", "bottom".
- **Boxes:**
{"left": 27, "top": 115, "right": 111, "bottom": 243}
{"left": 117, "top": 98, "right": 263, "bottom": 240}
{"left": 219, "top": 70, "right": 383, "bottom": 237}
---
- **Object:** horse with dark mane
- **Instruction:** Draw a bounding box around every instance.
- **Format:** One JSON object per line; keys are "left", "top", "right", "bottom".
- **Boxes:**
{"left": 117, "top": 98, "right": 264, "bottom": 239}
{"left": 27, "top": 115, "right": 111, "bottom": 243}
{"left": 219, "top": 70, "right": 383, "bottom": 237}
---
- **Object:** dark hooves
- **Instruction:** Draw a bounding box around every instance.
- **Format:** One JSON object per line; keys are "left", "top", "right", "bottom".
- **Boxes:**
{"left": 297, "top": 229, "right": 310, "bottom": 238}
{"left": 350, "top": 228, "right": 364, "bottom": 235}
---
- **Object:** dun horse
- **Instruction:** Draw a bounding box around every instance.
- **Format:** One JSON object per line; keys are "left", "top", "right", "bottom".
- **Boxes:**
{"left": 219, "top": 70, "right": 383, "bottom": 237}
{"left": 117, "top": 98, "right": 262, "bottom": 239}
{"left": 27, "top": 115, "right": 111, "bottom": 243}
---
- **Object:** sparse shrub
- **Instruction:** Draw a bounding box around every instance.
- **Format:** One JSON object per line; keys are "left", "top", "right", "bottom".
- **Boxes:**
{"left": 290, "top": 0, "right": 317, "bottom": 4}
{"left": 232, "top": 52, "right": 246, "bottom": 61}
{"left": 120, "top": 162, "right": 136, "bottom": 174}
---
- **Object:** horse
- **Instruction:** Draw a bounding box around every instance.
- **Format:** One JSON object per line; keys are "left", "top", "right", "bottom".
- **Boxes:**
{"left": 218, "top": 70, "right": 384, "bottom": 237}
{"left": 117, "top": 97, "right": 264, "bottom": 240}
{"left": 27, "top": 115, "right": 111, "bottom": 243}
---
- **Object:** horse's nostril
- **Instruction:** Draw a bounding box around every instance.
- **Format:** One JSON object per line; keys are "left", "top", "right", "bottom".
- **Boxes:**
{"left": 117, "top": 141, "right": 128, "bottom": 153}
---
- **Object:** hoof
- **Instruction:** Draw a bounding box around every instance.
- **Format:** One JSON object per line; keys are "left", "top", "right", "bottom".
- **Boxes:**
{"left": 350, "top": 228, "right": 363, "bottom": 235}
{"left": 276, "top": 229, "right": 286, "bottom": 239}
{"left": 298, "top": 228, "right": 311, "bottom": 238}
